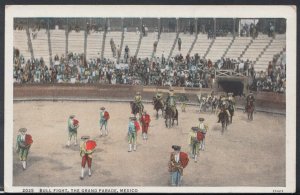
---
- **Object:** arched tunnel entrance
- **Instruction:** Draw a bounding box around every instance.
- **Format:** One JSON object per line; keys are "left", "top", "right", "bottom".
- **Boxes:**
{"left": 217, "top": 80, "right": 244, "bottom": 96}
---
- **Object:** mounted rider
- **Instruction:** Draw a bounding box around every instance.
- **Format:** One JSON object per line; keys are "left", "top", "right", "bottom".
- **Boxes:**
{"left": 134, "top": 92, "right": 143, "bottom": 113}
{"left": 218, "top": 93, "right": 228, "bottom": 108}
{"left": 166, "top": 89, "right": 177, "bottom": 114}
{"left": 245, "top": 91, "right": 255, "bottom": 111}
{"left": 227, "top": 92, "right": 235, "bottom": 109}
{"left": 211, "top": 90, "right": 215, "bottom": 98}
{"left": 155, "top": 91, "right": 164, "bottom": 107}
{"left": 210, "top": 90, "right": 217, "bottom": 101}
{"left": 217, "top": 102, "right": 230, "bottom": 123}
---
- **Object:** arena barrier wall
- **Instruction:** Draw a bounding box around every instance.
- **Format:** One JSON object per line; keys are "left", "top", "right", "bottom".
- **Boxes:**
{"left": 13, "top": 83, "right": 286, "bottom": 114}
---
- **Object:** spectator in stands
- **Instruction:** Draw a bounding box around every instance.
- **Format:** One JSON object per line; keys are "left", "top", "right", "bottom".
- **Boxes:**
{"left": 136, "top": 27, "right": 140, "bottom": 36}
{"left": 32, "top": 31, "right": 37, "bottom": 40}
{"left": 54, "top": 54, "right": 59, "bottom": 62}
{"left": 153, "top": 41, "right": 158, "bottom": 53}
{"left": 186, "top": 53, "right": 190, "bottom": 65}
{"left": 117, "top": 45, "right": 121, "bottom": 59}
{"left": 267, "top": 61, "right": 273, "bottom": 76}
{"left": 268, "top": 23, "right": 275, "bottom": 37}
{"left": 207, "top": 59, "right": 212, "bottom": 69}
{"left": 189, "top": 22, "right": 194, "bottom": 35}
{"left": 207, "top": 30, "right": 213, "bottom": 39}
{"left": 86, "top": 22, "right": 90, "bottom": 35}
{"left": 245, "top": 24, "right": 250, "bottom": 37}
{"left": 178, "top": 37, "right": 182, "bottom": 51}
{"left": 142, "top": 24, "right": 146, "bottom": 36}
{"left": 110, "top": 39, "right": 116, "bottom": 58}
{"left": 124, "top": 45, "right": 129, "bottom": 63}
{"left": 161, "top": 51, "right": 166, "bottom": 65}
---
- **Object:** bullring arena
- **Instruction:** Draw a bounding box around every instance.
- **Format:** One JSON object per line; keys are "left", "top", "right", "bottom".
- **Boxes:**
{"left": 13, "top": 84, "right": 285, "bottom": 187}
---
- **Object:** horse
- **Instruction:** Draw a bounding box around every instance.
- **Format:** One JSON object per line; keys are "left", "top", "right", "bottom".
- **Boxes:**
{"left": 206, "top": 96, "right": 218, "bottom": 113}
{"left": 227, "top": 103, "right": 235, "bottom": 124}
{"left": 164, "top": 106, "right": 178, "bottom": 128}
{"left": 246, "top": 100, "right": 254, "bottom": 121}
{"left": 153, "top": 97, "right": 164, "bottom": 119}
{"left": 198, "top": 96, "right": 209, "bottom": 112}
{"left": 130, "top": 101, "right": 144, "bottom": 118}
{"left": 211, "top": 97, "right": 219, "bottom": 113}
{"left": 219, "top": 109, "right": 229, "bottom": 134}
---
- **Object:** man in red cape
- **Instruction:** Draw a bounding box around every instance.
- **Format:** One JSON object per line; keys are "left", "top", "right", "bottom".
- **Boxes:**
{"left": 80, "top": 135, "right": 97, "bottom": 180}
{"left": 140, "top": 110, "right": 151, "bottom": 140}
{"left": 168, "top": 145, "right": 189, "bottom": 186}
{"left": 16, "top": 128, "right": 33, "bottom": 170}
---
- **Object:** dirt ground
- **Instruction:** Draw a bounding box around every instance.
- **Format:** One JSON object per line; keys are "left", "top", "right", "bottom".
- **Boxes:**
{"left": 13, "top": 101, "right": 285, "bottom": 187}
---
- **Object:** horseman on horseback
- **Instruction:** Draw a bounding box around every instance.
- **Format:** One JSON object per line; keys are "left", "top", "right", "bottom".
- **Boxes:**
{"left": 210, "top": 91, "right": 217, "bottom": 102}
{"left": 153, "top": 91, "right": 165, "bottom": 119}
{"left": 216, "top": 102, "right": 230, "bottom": 123}
{"left": 218, "top": 93, "right": 227, "bottom": 108}
{"left": 134, "top": 92, "right": 143, "bottom": 114}
{"left": 211, "top": 90, "right": 215, "bottom": 98}
{"left": 166, "top": 89, "right": 177, "bottom": 114}
{"left": 226, "top": 92, "right": 235, "bottom": 123}
{"left": 227, "top": 92, "right": 235, "bottom": 110}
{"left": 210, "top": 91, "right": 218, "bottom": 111}
{"left": 155, "top": 91, "right": 164, "bottom": 107}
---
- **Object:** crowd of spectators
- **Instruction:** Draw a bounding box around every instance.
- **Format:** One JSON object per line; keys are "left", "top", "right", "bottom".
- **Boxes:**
{"left": 240, "top": 23, "right": 258, "bottom": 38}
{"left": 214, "top": 53, "right": 286, "bottom": 93}
{"left": 13, "top": 47, "right": 216, "bottom": 88}
{"left": 13, "top": 43, "right": 286, "bottom": 94}
{"left": 248, "top": 51, "right": 286, "bottom": 93}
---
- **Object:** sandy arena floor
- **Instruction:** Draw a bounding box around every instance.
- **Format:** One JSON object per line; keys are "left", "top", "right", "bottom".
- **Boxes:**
{"left": 12, "top": 101, "right": 285, "bottom": 187}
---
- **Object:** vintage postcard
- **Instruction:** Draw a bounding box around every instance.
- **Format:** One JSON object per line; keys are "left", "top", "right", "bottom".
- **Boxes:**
{"left": 4, "top": 5, "right": 296, "bottom": 193}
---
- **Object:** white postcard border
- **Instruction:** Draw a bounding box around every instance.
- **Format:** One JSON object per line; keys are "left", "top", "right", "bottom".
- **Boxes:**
{"left": 4, "top": 5, "right": 296, "bottom": 193}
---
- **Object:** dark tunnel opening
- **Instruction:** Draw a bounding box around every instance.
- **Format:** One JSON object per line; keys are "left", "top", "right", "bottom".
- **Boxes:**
{"left": 218, "top": 80, "right": 244, "bottom": 96}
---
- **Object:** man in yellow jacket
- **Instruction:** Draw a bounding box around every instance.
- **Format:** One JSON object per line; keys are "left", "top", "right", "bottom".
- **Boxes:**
{"left": 188, "top": 126, "right": 202, "bottom": 162}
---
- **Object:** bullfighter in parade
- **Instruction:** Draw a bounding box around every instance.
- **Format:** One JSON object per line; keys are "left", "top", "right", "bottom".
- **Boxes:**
{"left": 168, "top": 145, "right": 189, "bottom": 186}
{"left": 80, "top": 135, "right": 97, "bottom": 180}
{"left": 245, "top": 91, "right": 255, "bottom": 112}
{"left": 134, "top": 92, "right": 143, "bottom": 114}
{"left": 127, "top": 116, "right": 140, "bottom": 152}
{"left": 140, "top": 110, "right": 151, "bottom": 140}
{"left": 99, "top": 107, "right": 110, "bottom": 136}
{"left": 67, "top": 114, "right": 79, "bottom": 146}
{"left": 188, "top": 127, "right": 204, "bottom": 162}
{"left": 198, "top": 118, "right": 209, "bottom": 151}
{"left": 16, "top": 128, "right": 33, "bottom": 170}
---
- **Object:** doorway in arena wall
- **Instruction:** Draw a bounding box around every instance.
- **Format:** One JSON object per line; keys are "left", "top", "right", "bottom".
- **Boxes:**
{"left": 218, "top": 81, "right": 244, "bottom": 96}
